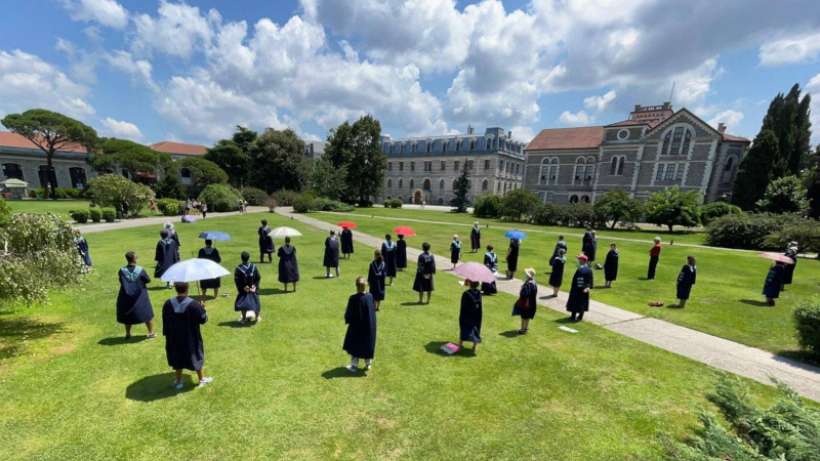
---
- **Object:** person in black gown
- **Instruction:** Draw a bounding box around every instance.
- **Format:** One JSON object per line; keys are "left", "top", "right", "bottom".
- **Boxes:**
{"left": 381, "top": 234, "right": 397, "bottom": 285}
{"left": 675, "top": 256, "right": 697, "bottom": 308}
{"left": 413, "top": 242, "right": 436, "bottom": 304}
{"left": 197, "top": 239, "right": 222, "bottom": 297}
{"left": 506, "top": 238, "right": 520, "bottom": 279}
{"left": 566, "top": 254, "right": 593, "bottom": 322}
{"left": 450, "top": 234, "right": 461, "bottom": 269}
{"left": 234, "top": 251, "right": 261, "bottom": 323}
{"left": 459, "top": 280, "right": 482, "bottom": 353}
{"left": 258, "top": 220, "right": 274, "bottom": 263}
{"left": 154, "top": 229, "right": 180, "bottom": 287}
{"left": 582, "top": 229, "right": 596, "bottom": 262}
{"left": 343, "top": 277, "right": 377, "bottom": 372}
{"left": 116, "top": 251, "right": 155, "bottom": 339}
{"left": 763, "top": 261, "right": 786, "bottom": 306}
{"left": 74, "top": 230, "right": 92, "bottom": 271}
{"left": 277, "top": 236, "right": 299, "bottom": 292}
{"left": 396, "top": 234, "right": 408, "bottom": 271}
{"left": 550, "top": 235, "right": 567, "bottom": 266}
{"left": 512, "top": 268, "right": 538, "bottom": 334}
{"left": 368, "top": 250, "right": 386, "bottom": 311}
{"left": 548, "top": 249, "right": 566, "bottom": 297}
{"left": 782, "top": 241, "right": 798, "bottom": 289}
{"left": 603, "top": 243, "right": 619, "bottom": 288}
{"left": 163, "top": 282, "right": 212, "bottom": 390}
{"left": 470, "top": 222, "right": 481, "bottom": 253}
{"left": 324, "top": 230, "right": 340, "bottom": 278}
{"left": 340, "top": 227, "right": 354, "bottom": 259}
{"left": 481, "top": 244, "right": 498, "bottom": 295}
{"left": 164, "top": 222, "right": 180, "bottom": 247}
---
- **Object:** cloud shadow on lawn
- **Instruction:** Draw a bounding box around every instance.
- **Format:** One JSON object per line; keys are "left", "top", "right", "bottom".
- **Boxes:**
{"left": 739, "top": 299, "right": 770, "bottom": 307}
{"left": 125, "top": 372, "right": 195, "bottom": 401}
{"left": 98, "top": 335, "right": 149, "bottom": 346}
{"left": 321, "top": 367, "right": 367, "bottom": 379}
{"left": 424, "top": 341, "right": 475, "bottom": 357}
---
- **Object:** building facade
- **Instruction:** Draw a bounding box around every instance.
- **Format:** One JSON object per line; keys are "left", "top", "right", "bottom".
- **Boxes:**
{"left": 524, "top": 103, "right": 750, "bottom": 204}
{"left": 380, "top": 127, "right": 526, "bottom": 205}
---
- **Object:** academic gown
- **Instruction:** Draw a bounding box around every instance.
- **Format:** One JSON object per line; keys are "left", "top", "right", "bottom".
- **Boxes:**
{"left": 450, "top": 240, "right": 462, "bottom": 264}
{"left": 324, "top": 237, "right": 340, "bottom": 268}
{"left": 381, "top": 241, "right": 398, "bottom": 277}
{"left": 277, "top": 245, "right": 300, "bottom": 283}
{"left": 162, "top": 296, "right": 207, "bottom": 371}
{"left": 549, "top": 240, "right": 567, "bottom": 265}
{"left": 459, "top": 288, "right": 483, "bottom": 343}
{"left": 566, "top": 265, "right": 593, "bottom": 313}
{"left": 169, "top": 231, "right": 180, "bottom": 248}
{"left": 549, "top": 257, "right": 565, "bottom": 288}
{"left": 343, "top": 292, "right": 377, "bottom": 359}
{"left": 396, "top": 239, "right": 408, "bottom": 269}
{"left": 783, "top": 249, "right": 797, "bottom": 285}
{"left": 676, "top": 264, "right": 696, "bottom": 300}
{"left": 76, "top": 237, "right": 92, "bottom": 267}
{"left": 154, "top": 238, "right": 180, "bottom": 278}
{"left": 470, "top": 227, "right": 481, "bottom": 251}
{"left": 481, "top": 252, "right": 498, "bottom": 294}
{"left": 507, "top": 240, "right": 520, "bottom": 273}
{"left": 582, "top": 232, "right": 596, "bottom": 262}
{"left": 258, "top": 226, "right": 274, "bottom": 255}
{"left": 604, "top": 249, "right": 619, "bottom": 282}
{"left": 234, "top": 263, "right": 261, "bottom": 312}
{"left": 762, "top": 264, "right": 785, "bottom": 299}
{"left": 512, "top": 279, "right": 538, "bottom": 319}
{"left": 197, "top": 247, "right": 222, "bottom": 289}
{"left": 412, "top": 252, "right": 436, "bottom": 292}
{"left": 116, "top": 265, "right": 154, "bottom": 324}
{"left": 340, "top": 229, "right": 354, "bottom": 255}
{"left": 368, "top": 260, "right": 386, "bottom": 301}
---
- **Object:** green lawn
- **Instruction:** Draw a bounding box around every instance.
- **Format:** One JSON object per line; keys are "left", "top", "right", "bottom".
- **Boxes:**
{"left": 6, "top": 199, "right": 92, "bottom": 219}
{"left": 311, "top": 207, "right": 820, "bottom": 355}
{"left": 0, "top": 212, "right": 791, "bottom": 460}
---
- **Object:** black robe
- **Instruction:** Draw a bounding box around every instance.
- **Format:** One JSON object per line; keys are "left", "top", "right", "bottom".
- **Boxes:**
{"left": 324, "top": 237, "right": 340, "bottom": 268}
{"left": 162, "top": 296, "right": 207, "bottom": 371}
{"left": 481, "top": 251, "right": 498, "bottom": 294}
{"left": 116, "top": 265, "right": 153, "bottom": 324}
{"left": 368, "top": 260, "right": 386, "bottom": 301}
{"left": 550, "top": 240, "right": 567, "bottom": 265}
{"left": 512, "top": 279, "right": 538, "bottom": 319}
{"left": 343, "top": 292, "right": 377, "bottom": 359}
{"left": 168, "top": 231, "right": 180, "bottom": 248}
{"left": 412, "top": 252, "right": 436, "bottom": 292}
{"left": 341, "top": 229, "right": 354, "bottom": 255}
{"left": 566, "top": 265, "right": 593, "bottom": 313}
{"left": 549, "top": 257, "right": 565, "bottom": 288}
{"left": 459, "top": 288, "right": 483, "bottom": 343}
{"left": 470, "top": 227, "right": 481, "bottom": 251}
{"left": 507, "top": 240, "right": 520, "bottom": 273}
{"left": 396, "top": 239, "right": 408, "bottom": 269}
{"left": 234, "top": 263, "right": 261, "bottom": 312}
{"left": 762, "top": 264, "right": 785, "bottom": 299}
{"left": 258, "top": 226, "right": 274, "bottom": 254}
{"left": 783, "top": 249, "right": 797, "bottom": 285}
{"left": 277, "top": 245, "right": 300, "bottom": 283}
{"left": 676, "top": 264, "right": 696, "bottom": 300}
{"left": 76, "top": 237, "right": 92, "bottom": 267}
{"left": 582, "top": 232, "right": 596, "bottom": 262}
{"left": 154, "top": 237, "right": 180, "bottom": 278}
{"left": 197, "top": 247, "right": 222, "bottom": 289}
{"left": 604, "top": 249, "right": 619, "bottom": 282}
{"left": 381, "top": 241, "right": 398, "bottom": 277}
{"left": 450, "top": 240, "right": 462, "bottom": 264}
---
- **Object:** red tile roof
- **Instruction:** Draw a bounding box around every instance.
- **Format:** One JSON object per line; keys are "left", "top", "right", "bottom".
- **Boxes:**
{"left": 0, "top": 131, "right": 88, "bottom": 153}
{"left": 721, "top": 133, "right": 751, "bottom": 143}
{"left": 606, "top": 118, "right": 665, "bottom": 128}
{"left": 150, "top": 141, "right": 208, "bottom": 156}
{"left": 526, "top": 126, "right": 604, "bottom": 151}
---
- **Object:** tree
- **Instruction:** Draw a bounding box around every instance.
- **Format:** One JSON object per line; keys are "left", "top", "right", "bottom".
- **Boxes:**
{"left": 805, "top": 146, "right": 820, "bottom": 219}
{"left": 177, "top": 157, "right": 228, "bottom": 197}
{"left": 593, "top": 190, "right": 643, "bottom": 229}
{"left": 450, "top": 162, "right": 471, "bottom": 212}
{"left": 1, "top": 109, "right": 98, "bottom": 198}
{"left": 309, "top": 157, "right": 348, "bottom": 200}
{"left": 324, "top": 115, "right": 386, "bottom": 204}
{"left": 249, "top": 128, "right": 308, "bottom": 193}
{"left": 644, "top": 187, "right": 701, "bottom": 232}
{"left": 204, "top": 140, "right": 250, "bottom": 188}
{"left": 761, "top": 84, "right": 812, "bottom": 176}
{"left": 732, "top": 130, "right": 779, "bottom": 210}
{"left": 86, "top": 174, "right": 155, "bottom": 218}
{"left": 91, "top": 138, "right": 173, "bottom": 183}
{"left": 232, "top": 125, "right": 257, "bottom": 153}
{"left": 499, "top": 189, "right": 540, "bottom": 222}
{"left": 756, "top": 175, "right": 810, "bottom": 214}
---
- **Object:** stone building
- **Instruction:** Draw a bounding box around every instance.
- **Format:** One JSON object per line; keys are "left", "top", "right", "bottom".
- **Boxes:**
{"left": 524, "top": 103, "right": 750, "bottom": 203}
{"left": 380, "top": 126, "right": 526, "bottom": 205}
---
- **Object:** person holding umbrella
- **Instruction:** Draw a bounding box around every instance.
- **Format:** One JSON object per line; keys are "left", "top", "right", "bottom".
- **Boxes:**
{"left": 470, "top": 222, "right": 481, "bottom": 253}
{"left": 343, "top": 276, "right": 377, "bottom": 372}
{"left": 368, "top": 250, "right": 386, "bottom": 311}
{"left": 258, "top": 220, "right": 274, "bottom": 263}
{"left": 340, "top": 225, "right": 354, "bottom": 259}
{"left": 548, "top": 248, "right": 566, "bottom": 297}
{"left": 458, "top": 279, "right": 483, "bottom": 353}
{"left": 603, "top": 243, "right": 619, "bottom": 288}
{"left": 675, "top": 256, "right": 697, "bottom": 308}
{"left": 155, "top": 229, "right": 180, "bottom": 287}
{"left": 450, "top": 234, "right": 462, "bottom": 269}
{"left": 324, "top": 230, "right": 341, "bottom": 278}
{"left": 567, "top": 254, "right": 593, "bottom": 322}
{"left": 512, "top": 268, "right": 538, "bottom": 334}
{"left": 396, "top": 234, "right": 408, "bottom": 271}
{"left": 277, "top": 236, "right": 299, "bottom": 292}
{"left": 506, "top": 237, "right": 520, "bottom": 280}
{"left": 235, "top": 251, "right": 261, "bottom": 323}
{"left": 162, "top": 282, "right": 212, "bottom": 390}
{"left": 197, "top": 239, "right": 222, "bottom": 298}
{"left": 381, "top": 234, "right": 397, "bottom": 285}
{"left": 482, "top": 244, "right": 498, "bottom": 295}
{"left": 413, "top": 242, "right": 436, "bottom": 304}
{"left": 116, "top": 251, "right": 155, "bottom": 339}
{"left": 647, "top": 237, "right": 662, "bottom": 280}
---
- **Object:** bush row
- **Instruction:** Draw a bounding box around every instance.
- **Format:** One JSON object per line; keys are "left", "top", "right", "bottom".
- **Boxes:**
{"left": 292, "top": 193, "right": 354, "bottom": 213}
{"left": 28, "top": 187, "right": 86, "bottom": 199}
{"left": 69, "top": 208, "right": 116, "bottom": 223}
{"left": 384, "top": 198, "right": 403, "bottom": 208}
{"left": 704, "top": 213, "right": 818, "bottom": 252}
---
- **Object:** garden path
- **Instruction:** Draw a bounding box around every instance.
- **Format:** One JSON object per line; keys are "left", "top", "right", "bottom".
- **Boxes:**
{"left": 78, "top": 207, "right": 267, "bottom": 234}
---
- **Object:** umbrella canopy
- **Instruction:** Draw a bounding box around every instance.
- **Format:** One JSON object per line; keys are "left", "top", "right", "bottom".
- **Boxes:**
{"left": 160, "top": 258, "right": 230, "bottom": 283}
{"left": 393, "top": 225, "right": 416, "bottom": 237}
{"left": 453, "top": 262, "right": 496, "bottom": 283}
{"left": 337, "top": 220, "right": 358, "bottom": 229}
{"left": 505, "top": 230, "right": 527, "bottom": 240}
{"left": 181, "top": 215, "right": 199, "bottom": 223}
{"left": 269, "top": 226, "right": 303, "bottom": 238}
{"left": 759, "top": 252, "right": 795, "bottom": 264}
{"left": 198, "top": 231, "right": 231, "bottom": 241}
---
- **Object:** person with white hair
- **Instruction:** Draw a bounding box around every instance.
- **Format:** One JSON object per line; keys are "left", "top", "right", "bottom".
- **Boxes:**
{"left": 163, "top": 222, "right": 180, "bottom": 247}
{"left": 512, "top": 268, "right": 538, "bottom": 334}
{"left": 647, "top": 236, "right": 662, "bottom": 280}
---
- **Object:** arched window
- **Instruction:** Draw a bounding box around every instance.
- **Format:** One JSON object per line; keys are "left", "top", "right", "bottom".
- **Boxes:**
{"left": 540, "top": 157, "right": 559, "bottom": 185}
{"left": 661, "top": 131, "right": 672, "bottom": 155}
{"left": 409, "top": 179, "right": 414, "bottom": 189}
{"left": 452, "top": 179, "right": 458, "bottom": 190}
{"left": 662, "top": 125, "right": 694, "bottom": 155}
{"left": 2, "top": 163, "right": 24, "bottom": 180}
{"left": 569, "top": 195, "right": 579, "bottom": 203}
{"left": 439, "top": 179, "right": 445, "bottom": 190}
{"left": 681, "top": 129, "right": 692, "bottom": 155}
{"left": 581, "top": 195, "right": 590, "bottom": 203}
{"left": 399, "top": 178, "right": 403, "bottom": 188}
{"left": 69, "top": 167, "right": 87, "bottom": 188}
{"left": 387, "top": 179, "right": 392, "bottom": 188}
{"left": 610, "top": 157, "right": 618, "bottom": 175}
{"left": 574, "top": 158, "right": 586, "bottom": 184}
{"left": 180, "top": 168, "right": 192, "bottom": 179}
{"left": 38, "top": 165, "right": 58, "bottom": 188}
{"left": 724, "top": 156, "right": 734, "bottom": 172}
{"left": 584, "top": 156, "right": 595, "bottom": 182}
{"left": 470, "top": 140, "right": 475, "bottom": 150}
{"left": 617, "top": 156, "right": 625, "bottom": 175}
{"left": 482, "top": 179, "right": 488, "bottom": 191}
{"left": 423, "top": 179, "right": 431, "bottom": 191}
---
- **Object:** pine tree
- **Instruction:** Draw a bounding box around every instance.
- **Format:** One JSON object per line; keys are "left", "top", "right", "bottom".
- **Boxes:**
{"left": 450, "top": 161, "right": 470, "bottom": 212}
{"left": 732, "top": 130, "right": 779, "bottom": 210}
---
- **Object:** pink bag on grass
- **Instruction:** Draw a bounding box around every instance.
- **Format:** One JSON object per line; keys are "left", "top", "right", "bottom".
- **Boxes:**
{"left": 440, "top": 342, "right": 461, "bottom": 355}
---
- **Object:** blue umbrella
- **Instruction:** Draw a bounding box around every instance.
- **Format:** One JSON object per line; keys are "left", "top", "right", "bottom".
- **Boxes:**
{"left": 198, "top": 231, "right": 231, "bottom": 241}
{"left": 505, "top": 230, "right": 527, "bottom": 241}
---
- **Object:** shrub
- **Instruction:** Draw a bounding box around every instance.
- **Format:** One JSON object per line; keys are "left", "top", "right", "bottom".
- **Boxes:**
{"left": 28, "top": 188, "right": 42, "bottom": 199}
{"left": 532, "top": 203, "right": 559, "bottom": 226}
{"left": 156, "top": 198, "right": 183, "bottom": 216}
{"left": 0, "top": 198, "right": 10, "bottom": 227}
{"left": 499, "top": 189, "right": 539, "bottom": 221}
{"left": 87, "top": 174, "right": 155, "bottom": 218}
{"left": 240, "top": 187, "right": 268, "bottom": 206}
{"left": 706, "top": 213, "right": 805, "bottom": 249}
{"left": 88, "top": 207, "right": 102, "bottom": 223}
{"left": 70, "top": 209, "right": 89, "bottom": 223}
{"left": 384, "top": 198, "right": 403, "bottom": 209}
{"left": 700, "top": 201, "right": 743, "bottom": 225}
{"left": 272, "top": 189, "right": 300, "bottom": 207}
{"left": 197, "top": 184, "right": 242, "bottom": 212}
{"left": 472, "top": 194, "right": 500, "bottom": 218}
{"left": 178, "top": 157, "right": 229, "bottom": 196}
{"left": 794, "top": 301, "right": 820, "bottom": 356}
{"left": 764, "top": 220, "right": 820, "bottom": 254}
{"left": 101, "top": 208, "right": 116, "bottom": 222}
{"left": 292, "top": 192, "right": 317, "bottom": 213}
{"left": 265, "top": 194, "right": 277, "bottom": 211}
{"left": 593, "top": 190, "right": 643, "bottom": 229}
{"left": 312, "top": 197, "right": 354, "bottom": 212}
{"left": 756, "top": 175, "right": 810, "bottom": 214}
{"left": 644, "top": 187, "right": 701, "bottom": 231}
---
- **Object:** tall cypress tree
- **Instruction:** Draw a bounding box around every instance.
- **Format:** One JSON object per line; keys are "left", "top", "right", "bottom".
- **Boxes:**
{"left": 759, "top": 84, "right": 812, "bottom": 176}
{"left": 732, "top": 130, "right": 779, "bottom": 210}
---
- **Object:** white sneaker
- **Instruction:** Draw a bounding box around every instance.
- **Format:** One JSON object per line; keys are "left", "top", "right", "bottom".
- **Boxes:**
{"left": 198, "top": 376, "right": 214, "bottom": 387}
{"left": 345, "top": 365, "right": 358, "bottom": 373}
{"left": 174, "top": 381, "right": 184, "bottom": 390}
{"left": 365, "top": 361, "right": 373, "bottom": 370}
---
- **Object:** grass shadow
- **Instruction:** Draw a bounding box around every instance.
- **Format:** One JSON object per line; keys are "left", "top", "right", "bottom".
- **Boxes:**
{"left": 98, "top": 335, "right": 149, "bottom": 346}
{"left": 498, "top": 330, "right": 521, "bottom": 338}
{"left": 321, "top": 366, "right": 367, "bottom": 379}
{"left": 423, "top": 341, "right": 476, "bottom": 357}
{"left": 125, "top": 372, "right": 195, "bottom": 401}
{"left": 0, "top": 318, "right": 66, "bottom": 362}
{"left": 553, "top": 317, "right": 575, "bottom": 324}
{"left": 400, "top": 301, "right": 425, "bottom": 306}
{"left": 312, "top": 275, "right": 338, "bottom": 280}
{"left": 739, "top": 299, "right": 770, "bottom": 307}
{"left": 218, "top": 320, "right": 252, "bottom": 328}
{"left": 539, "top": 294, "right": 557, "bottom": 300}
{"left": 148, "top": 285, "right": 171, "bottom": 292}
{"left": 258, "top": 288, "right": 289, "bottom": 295}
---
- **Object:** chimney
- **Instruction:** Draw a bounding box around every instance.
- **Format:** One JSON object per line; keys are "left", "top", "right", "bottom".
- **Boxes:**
{"left": 718, "top": 123, "right": 726, "bottom": 134}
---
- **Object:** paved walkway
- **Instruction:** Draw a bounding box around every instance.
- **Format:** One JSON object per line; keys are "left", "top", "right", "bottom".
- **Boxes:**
{"left": 276, "top": 207, "right": 820, "bottom": 402}
{"left": 78, "top": 207, "right": 267, "bottom": 234}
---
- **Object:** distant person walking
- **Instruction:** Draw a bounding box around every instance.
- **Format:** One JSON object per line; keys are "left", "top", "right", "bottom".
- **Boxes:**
{"left": 396, "top": 234, "right": 408, "bottom": 271}
{"left": 450, "top": 234, "right": 462, "bottom": 269}
{"left": 512, "top": 268, "right": 538, "bottom": 334}
{"left": 234, "top": 252, "right": 261, "bottom": 323}
{"left": 324, "top": 230, "right": 340, "bottom": 278}
{"left": 368, "top": 250, "right": 386, "bottom": 311}
{"left": 200, "top": 202, "right": 208, "bottom": 219}
{"left": 197, "top": 239, "right": 222, "bottom": 298}
{"left": 343, "top": 277, "right": 377, "bottom": 372}
{"left": 413, "top": 242, "right": 436, "bottom": 304}
{"left": 675, "top": 256, "right": 697, "bottom": 308}
{"left": 647, "top": 237, "right": 662, "bottom": 280}
{"left": 470, "top": 222, "right": 481, "bottom": 253}
{"left": 582, "top": 229, "right": 597, "bottom": 262}
{"left": 603, "top": 243, "right": 619, "bottom": 288}
{"left": 762, "top": 261, "right": 786, "bottom": 306}
{"left": 116, "top": 251, "right": 155, "bottom": 339}
{"left": 459, "top": 279, "right": 483, "bottom": 353}
{"left": 162, "top": 282, "right": 212, "bottom": 390}
{"left": 340, "top": 227, "right": 354, "bottom": 259}
{"left": 506, "top": 238, "right": 520, "bottom": 279}
{"left": 549, "top": 235, "right": 567, "bottom": 266}
{"left": 381, "top": 234, "right": 397, "bottom": 284}
{"left": 155, "top": 229, "right": 180, "bottom": 286}
{"left": 277, "top": 236, "right": 299, "bottom": 292}
{"left": 566, "top": 254, "right": 593, "bottom": 322}
{"left": 548, "top": 248, "right": 566, "bottom": 297}
{"left": 481, "top": 244, "right": 498, "bottom": 295}
{"left": 258, "top": 220, "right": 274, "bottom": 263}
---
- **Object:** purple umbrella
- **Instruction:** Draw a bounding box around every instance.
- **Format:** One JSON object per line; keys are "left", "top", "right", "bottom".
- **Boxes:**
{"left": 181, "top": 215, "right": 199, "bottom": 223}
{"left": 453, "top": 262, "right": 496, "bottom": 283}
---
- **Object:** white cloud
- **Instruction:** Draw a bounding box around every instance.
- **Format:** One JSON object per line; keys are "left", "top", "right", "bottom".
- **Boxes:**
{"left": 584, "top": 90, "right": 617, "bottom": 112}
{"left": 100, "top": 117, "right": 143, "bottom": 140}
{"left": 61, "top": 0, "right": 128, "bottom": 29}
{"left": 668, "top": 58, "right": 720, "bottom": 105}
{"left": 559, "top": 110, "right": 594, "bottom": 126}
{"left": 132, "top": 1, "right": 217, "bottom": 58}
{"left": 807, "top": 73, "right": 820, "bottom": 145}
{"left": 0, "top": 49, "right": 94, "bottom": 120}
{"left": 707, "top": 110, "right": 744, "bottom": 131}
{"left": 759, "top": 32, "right": 820, "bottom": 66}
{"left": 105, "top": 50, "right": 157, "bottom": 91}
{"left": 55, "top": 38, "right": 98, "bottom": 84}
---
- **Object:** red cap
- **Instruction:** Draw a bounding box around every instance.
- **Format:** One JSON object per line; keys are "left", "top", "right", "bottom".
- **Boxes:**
{"left": 577, "top": 254, "right": 589, "bottom": 262}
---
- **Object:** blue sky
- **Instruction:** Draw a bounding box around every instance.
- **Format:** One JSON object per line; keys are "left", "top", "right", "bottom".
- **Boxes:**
{"left": 1, "top": 0, "right": 819, "bottom": 146}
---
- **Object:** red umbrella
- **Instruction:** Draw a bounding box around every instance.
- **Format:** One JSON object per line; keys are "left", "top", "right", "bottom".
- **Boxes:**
{"left": 337, "top": 220, "right": 358, "bottom": 229}
{"left": 393, "top": 225, "right": 416, "bottom": 237}
{"left": 759, "top": 252, "right": 795, "bottom": 264}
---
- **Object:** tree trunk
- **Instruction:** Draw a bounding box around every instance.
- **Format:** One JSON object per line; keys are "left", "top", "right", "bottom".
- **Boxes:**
{"left": 46, "top": 149, "right": 56, "bottom": 200}
{"left": 667, "top": 224, "right": 674, "bottom": 233}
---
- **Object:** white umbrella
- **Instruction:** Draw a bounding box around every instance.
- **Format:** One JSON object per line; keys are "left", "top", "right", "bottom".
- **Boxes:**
{"left": 160, "top": 258, "right": 231, "bottom": 283}
{"left": 269, "top": 226, "right": 303, "bottom": 238}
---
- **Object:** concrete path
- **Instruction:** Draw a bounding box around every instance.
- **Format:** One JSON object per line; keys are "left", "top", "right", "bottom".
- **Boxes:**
{"left": 78, "top": 207, "right": 267, "bottom": 234}
{"left": 276, "top": 207, "right": 820, "bottom": 402}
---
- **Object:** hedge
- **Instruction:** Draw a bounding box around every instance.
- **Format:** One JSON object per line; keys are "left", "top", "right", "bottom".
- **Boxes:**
{"left": 794, "top": 301, "right": 820, "bottom": 357}
{"left": 88, "top": 207, "right": 102, "bottom": 223}
{"left": 101, "top": 208, "right": 116, "bottom": 222}
{"left": 705, "top": 213, "right": 807, "bottom": 250}
{"left": 241, "top": 187, "right": 268, "bottom": 206}
{"left": 384, "top": 198, "right": 403, "bottom": 208}
{"left": 197, "top": 184, "right": 242, "bottom": 212}
{"left": 472, "top": 194, "right": 500, "bottom": 218}
{"left": 157, "top": 198, "right": 184, "bottom": 216}
{"left": 70, "top": 209, "right": 89, "bottom": 223}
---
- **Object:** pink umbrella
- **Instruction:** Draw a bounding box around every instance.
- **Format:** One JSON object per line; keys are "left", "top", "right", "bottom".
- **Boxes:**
{"left": 759, "top": 252, "right": 794, "bottom": 264}
{"left": 453, "top": 262, "right": 496, "bottom": 283}
{"left": 181, "top": 215, "right": 199, "bottom": 223}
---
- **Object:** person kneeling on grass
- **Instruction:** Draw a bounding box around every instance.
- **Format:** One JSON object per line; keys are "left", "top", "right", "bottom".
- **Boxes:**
{"left": 235, "top": 251, "right": 261, "bottom": 323}
{"left": 512, "top": 268, "right": 538, "bottom": 334}
{"left": 459, "top": 279, "right": 483, "bottom": 353}
{"left": 344, "top": 277, "right": 377, "bottom": 372}
{"left": 163, "top": 282, "right": 212, "bottom": 390}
